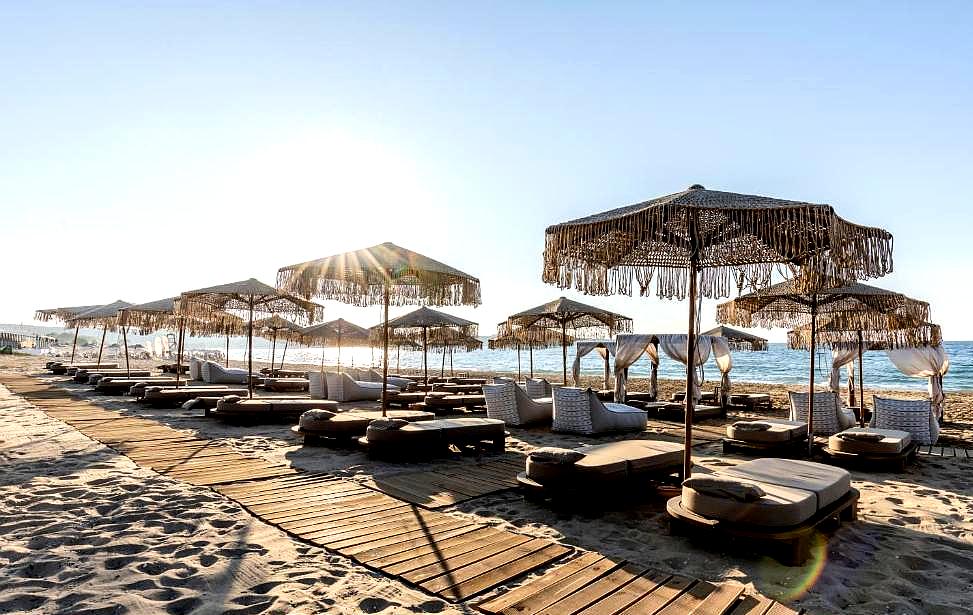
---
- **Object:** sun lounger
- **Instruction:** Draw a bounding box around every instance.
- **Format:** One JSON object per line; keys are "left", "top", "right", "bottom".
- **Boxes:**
{"left": 75, "top": 369, "right": 152, "bottom": 384}
{"left": 260, "top": 368, "right": 307, "bottom": 378}
{"left": 729, "top": 393, "right": 772, "bottom": 411}
{"left": 552, "top": 388, "right": 646, "bottom": 435}
{"left": 483, "top": 379, "right": 552, "bottom": 427}
{"left": 423, "top": 393, "right": 487, "bottom": 414}
{"left": 209, "top": 396, "right": 339, "bottom": 424}
{"left": 261, "top": 377, "right": 310, "bottom": 393}
{"left": 51, "top": 362, "right": 118, "bottom": 375}
{"left": 672, "top": 390, "right": 718, "bottom": 404}
{"left": 325, "top": 372, "right": 399, "bottom": 402}
{"left": 94, "top": 377, "right": 179, "bottom": 394}
{"left": 291, "top": 409, "right": 436, "bottom": 444}
{"left": 157, "top": 363, "right": 189, "bottom": 374}
{"left": 723, "top": 419, "right": 808, "bottom": 457}
{"left": 656, "top": 402, "right": 725, "bottom": 422}
{"left": 821, "top": 427, "right": 919, "bottom": 471}
{"left": 201, "top": 361, "right": 252, "bottom": 384}
{"left": 358, "top": 417, "right": 506, "bottom": 459}
{"left": 517, "top": 439, "right": 684, "bottom": 507}
{"left": 386, "top": 391, "right": 427, "bottom": 408}
{"left": 667, "top": 458, "right": 859, "bottom": 565}
{"left": 140, "top": 385, "right": 248, "bottom": 407}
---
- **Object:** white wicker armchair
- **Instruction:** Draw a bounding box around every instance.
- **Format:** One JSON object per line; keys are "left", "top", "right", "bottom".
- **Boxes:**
{"left": 788, "top": 391, "right": 856, "bottom": 436}
{"left": 552, "top": 387, "right": 646, "bottom": 435}
{"left": 872, "top": 396, "right": 939, "bottom": 445}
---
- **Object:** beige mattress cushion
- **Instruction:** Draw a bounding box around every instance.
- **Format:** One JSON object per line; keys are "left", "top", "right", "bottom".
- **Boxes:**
{"left": 828, "top": 428, "right": 912, "bottom": 455}
{"left": 723, "top": 458, "right": 850, "bottom": 510}
{"left": 574, "top": 450, "right": 629, "bottom": 481}
{"left": 579, "top": 439, "right": 682, "bottom": 474}
{"left": 266, "top": 400, "right": 338, "bottom": 412}
{"left": 218, "top": 399, "right": 271, "bottom": 412}
{"left": 726, "top": 419, "right": 807, "bottom": 443}
{"left": 526, "top": 457, "right": 574, "bottom": 484}
{"left": 365, "top": 421, "right": 442, "bottom": 445}
{"left": 435, "top": 417, "right": 505, "bottom": 440}
{"left": 682, "top": 479, "right": 817, "bottom": 526}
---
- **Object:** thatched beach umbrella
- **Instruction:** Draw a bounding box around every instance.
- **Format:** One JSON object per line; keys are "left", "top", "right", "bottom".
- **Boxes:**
{"left": 701, "top": 325, "right": 768, "bottom": 351}
{"left": 498, "top": 297, "right": 631, "bottom": 385}
{"left": 427, "top": 329, "right": 483, "bottom": 377}
{"left": 118, "top": 297, "right": 245, "bottom": 386}
{"left": 719, "top": 280, "right": 928, "bottom": 443}
{"left": 67, "top": 301, "right": 134, "bottom": 374}
{"left": 489, "top": 324, "right": 574, "bottom": 381}
{"left": 300, "top": 318, "right": 371, "bottom": 370}
{"left": 374, "top": 307, "right": 479, "bottom": 383}
{"left": 277, "top": 242, "right": 481, "bottom": 412}
{"left": 35, "top": 304, "right": 101, "bottom": 363}
{"left": 787, "top": 316, "right": 940, "bottom": 424}
{"left": 177, "top": 279, "right": 323, "bottom": 397}
{"left": 254, "top": 315, "right": 304, "bottom": 372}
{"left": 543, "top": 184, "right": 894, "bottom": 478}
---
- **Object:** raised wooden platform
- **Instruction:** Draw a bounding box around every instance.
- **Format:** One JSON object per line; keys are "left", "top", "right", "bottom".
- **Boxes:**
{"left": 362, "top": 455, "right": 523, "bottom": 508}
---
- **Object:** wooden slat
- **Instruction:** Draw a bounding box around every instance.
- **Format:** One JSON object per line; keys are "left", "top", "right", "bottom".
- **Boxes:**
{"left": 617, "top": 575, "right": 695, "bottom": 614}
{"left": 576, "top": 570, "right": 672, "bottom": 615}
{"left": 433, "top": 542, "right": 572, "bottom": 601}
{"left": 532, "top": 563, "right": 650, "bottom": 615}
{"left": 476, "top": 551, "right": 608, "bottom": 614}
{"left": 690, "top": 583, "right": 746, "bottom": 615}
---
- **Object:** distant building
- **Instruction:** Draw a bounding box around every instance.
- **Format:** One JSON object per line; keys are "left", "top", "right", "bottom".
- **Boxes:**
{"left": 0, "top": 331, "right": 57, "bottom": 350}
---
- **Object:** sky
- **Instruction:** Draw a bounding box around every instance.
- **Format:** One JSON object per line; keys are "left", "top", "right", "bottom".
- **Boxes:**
{"left": 2, "top": 2, "right": 971, "bottom": 341}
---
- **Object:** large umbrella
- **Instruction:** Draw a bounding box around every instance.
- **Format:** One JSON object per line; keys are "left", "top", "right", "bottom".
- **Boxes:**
{"left": 427, "top": 329, "right": 483, "bottom": 377}
{"left": 35, "top": 304, "right": 101, "bottom": 363}
{"left": 543, "top": 184, "right": 894, "bottom": 478}
{"left": 254, "top": 315, "right": 304, "bottom": 372}
{"left": 118, "top": 297, "right": 245, "bottom": 386}
{"left": 374, "top": 307, "right": 478, "bottom": 383}
{"left": 498, "top": 297, "right": 631, "bottom": 385}
{"left": 66, "top": 301, "right": 134, "bottom": 375}
{"left": 177, "top": 278, "right": 324, "bottom": 397}
{"left": 300, "top": 318, "right": 371, "bottom": 370}
{"left": 718, "top": 279, "right": 929, "bottom": 447}
{"left": 787, "top": 316, "right": 940, "bottom": 424}
{"left": 489, "top": 324, "right": 574, "bottom": 380}
{"left": 277, "top": 242, "right": 481, "bottom": 413}
{"left": 701, "top": 325, "right": 768, "bottom": 351}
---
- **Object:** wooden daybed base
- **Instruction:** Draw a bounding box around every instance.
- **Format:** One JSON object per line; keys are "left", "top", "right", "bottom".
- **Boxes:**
{"left": 819, "top": 441, "right": 920, "bottom": 472}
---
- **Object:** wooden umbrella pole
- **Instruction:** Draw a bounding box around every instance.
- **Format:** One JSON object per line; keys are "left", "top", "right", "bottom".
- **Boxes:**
{"left": 858, "top": 329, "right": 866, "bottom": 427}
{"left": 807, "top": 296, "right": 818, "bottom": 455}
{"left": 175, "top": 322, "right": 185, "bottom": 388}
{"left": 396, "top": 344, "right": 401, "bottom": 372}
{"left": 381, "top": 281, "right": 390, "bottom": 414}
{"left": 684, "top": 257, "right": 699, "bottom": 481}
{"left": 561, "top": 321, "right": 568, "bottom": 385}
{"left": 270, "top": 331, "right": 277, "bottom": 374}
{"left": 96, "top": 326, "right": 107, "bottom": 365}
{"left": 604, "top": 353, "right": 610, "bottom": 390}
{"left": 529, "top": 342, "right": 534, "bottom": 379}
{"left": 122, "top": 326, "right": 130, "bottom": 377}
{"left": 279, "top": 340, "right": 288, "bottom": 371}
{"left": 225, "top": 336, "right": 230, "bottom": 367}
{"left": 422, "top": 326, "right": 429, "bottom": 384}
{"left": 441, "top": 343, "right": 447, "bottom": 377}
{"left": 247, "top": 298, "right": 254, "bottom": 399}
{"left": 517, "top": 343, "right": 522, "bottom": 381}
{"left": 70, "top": 324, "right": 79, "bottom": 363}
{"left": 337, "top": 327, "right": 342, "bottom": 369}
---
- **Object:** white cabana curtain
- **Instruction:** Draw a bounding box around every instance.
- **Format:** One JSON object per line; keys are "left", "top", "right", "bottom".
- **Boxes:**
{"left": 711, "top": 336, "right": 733, "bottom": 403}
{"left": 612, "top": 334, "right": 658, "bottom": 402}
{"left": 886, "top": 344, "right": 951, "bottom": 419}
{"left": 829, "top": 345, "right": 858, "bottom": 395}
{"left": 846, "top": 362, "right": 857, "bottom": 407}
{"left": 571, "top": 341, "right": 615, "bottom": 388}
{"left": 659, "top": 334, "right": 713, "bottom": 402}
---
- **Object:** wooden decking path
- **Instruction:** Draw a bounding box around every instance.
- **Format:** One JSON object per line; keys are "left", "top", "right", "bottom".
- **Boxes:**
{"left": 1, "top": 373, "right": 801, "bottom": 612}
{"left": 362, "top": 454, "right": 524, "bottom": 508}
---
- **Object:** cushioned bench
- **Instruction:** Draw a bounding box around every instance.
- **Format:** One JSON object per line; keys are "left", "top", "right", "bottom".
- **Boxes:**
{"left": 140, "top": 386, "right": 249, "bottom": 407}
{"left": 74, "top": 369, "right": 150, "bottom": 384}
{"left": 729, "top": 393, "right": 772, "bottom": 411}
{"left": 358, "top": 417, "right": 506, "bottom": 459}
{"left": 291, "top": 409, "right": 436, "bottom": 444}
{"left": 517, "top": 439, "right": 684, "bottom": 506}
{"left": 424, "top": 393, "right": 487, "bottom": 414}
{"left": 821, "top": 427, "right": 918, "bottom": 471}
{"left": 723, "top": 419, "right": 808, "bottom": 457}
{"left": 94, "top": 377, "right": 179, "bottom": 394}
{"left": 209, "top": 397, "right": 339, "bottom": 424}
{"left": 261, "top": 377, "right": 310, "bottom": 393}
{"left": 667, "top": 458, "right": 859, "bottom": 565}
{"left": 84, "top": 371, "right": 153, "bottom": 385}
{"left": 51, "top": 362, "right": 118, "bottom": 375}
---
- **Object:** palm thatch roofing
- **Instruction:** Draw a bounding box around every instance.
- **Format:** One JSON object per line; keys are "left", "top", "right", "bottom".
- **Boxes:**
{"left": 427, "top": 331, "right": 484, "bottom": 353}
{"left": 254, "top": 315, "right": 306, "bottom": 343}
{"left": 701, "top": 325, "right": 768, "bottom": 351}
{"left": 118, "top": 297, "right": 246, "bottom": 337}
{"left": 542, "top": 184, "right": 894, "bottom": 300}
{"left": 35, "top": 305, "right": 102, "bottom": 323}
{"left": 488, "top": 324, "right": 575, "bottom": 350}
{"left": 299, "top": 319, "right": 371, "bottom": 347}
{"left": 66, "top": 300, "right": 134, "bottom": 330}
{"left": 277, "top": 242, "right": 481, "bottom": 307}
{"left": 497, "top": 297, "right": 632, "bottom": 339}
{"left": 787, "top": 318, "right": 942, "bottom": 351}
{"left": 177, "top": 278, "right": 324, "bottom": 324}
{"left": 372, "top": 307, "right": 479, "bottom": 345}
{"left": 717, "top": 279, "right": 930, "bottom": 336}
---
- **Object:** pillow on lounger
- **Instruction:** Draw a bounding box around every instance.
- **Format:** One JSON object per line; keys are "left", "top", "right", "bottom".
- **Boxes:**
{"left": 683, "top": 476, "right": 766, "bottom": 502}
{"left": 731, "top": 421, "right": 773, "bottom": 432}
{"left": 528, "top": 447, "right": 586, "bottom": 464}
{"left": 299, "top": 409, "right": 337, "bottom": 431}
{"left": 368, "top": 418, "right": 409, "bottom": 431}
{"left": 838, "top": 431, "right": 885, "bottom": 442}
{"left": 221, "top": 395, "right": 242, "bottom": 403}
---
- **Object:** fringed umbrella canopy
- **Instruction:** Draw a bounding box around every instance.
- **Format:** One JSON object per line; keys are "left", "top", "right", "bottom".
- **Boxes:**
{"left": 35, "top": 305, "right": 101, "bottom": 323}
{"left": 277, "top": 242, "right": 481, "bottom": 307}
{"left": 542, "top": 183, "right": 895, "bottom": 478}
{"left": 372, "top": 306, "right": 479, "bottom": 383}
{"left": 489, "top": 323, "right": 575, "bottom": 381}
{"left": 66, "top": 300, "right": 134, "bottom": 372}
{"left": 277, "top": 242, "right": 481, "bottom": 412}
{"left": 253, "top": 315, "right": 305, "bottom": 371}
{"left": 300, "top": 318, "right": 372, "bottom": 370}
{"left": 427, "top": 330, "right": 484, "bottom": 353}
{"left": 498, "top": 297, "right": 631, "bottom": 383}
{"left": 719, "top": 279, "right": 929, "bottom": 431}
{"left": 177, "top": 278, "right": 325, "bottom": 397}
{"left": 118, "top": 297, "right": 246, "bottom": 337}
{"left": 701, "top": 325, "right": 768, "bottom": 351}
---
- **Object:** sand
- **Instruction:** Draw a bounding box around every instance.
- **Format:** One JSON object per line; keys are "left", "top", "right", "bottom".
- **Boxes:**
{"left": 4, "top": 352, "right": 973, "bottom": 614}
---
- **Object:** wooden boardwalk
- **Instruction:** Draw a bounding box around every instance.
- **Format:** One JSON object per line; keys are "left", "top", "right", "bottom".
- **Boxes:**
{"left": 362, "top": 454, "right": 524, "bottom": 508}
{"left": 1, "top": 373, "right": 802, "bottom": 611}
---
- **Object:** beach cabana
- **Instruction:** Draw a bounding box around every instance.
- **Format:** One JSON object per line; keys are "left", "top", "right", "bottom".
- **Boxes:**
{"left": 299, "top": 318, "right": 371, "bottom": 370}
{"left": 719, "top": 280, "right": 929, "bottom": 444}
{"left": 498, "top": 297, "right": 632, "bottom": 385}
{"left": 488, "top": 324, "right": 573, "bottom": 381}
{"left": 66, "top": 301, "right": 134, "bottom": 374}
{"left": 701, "top": 325, "right": 768, "bottom": 351}
{"left": 374, "top": 307, "right": 478, "bottom": 383}
{"left": 35, "top": 304, "right": 101, "bottom": 363}
{"left": 572, "top": 340, "right": 615, "bottom": 390}
{"left": 177, "top": 278, "right": 324, "bottom": 397}
{"left": 277, "top": 242, "right": 481, "bottom": 412}
{"left": 543, "top": 183, "right": 893, "bottom": 478}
